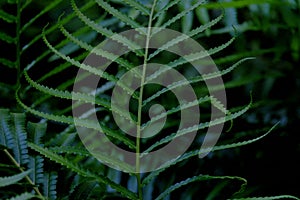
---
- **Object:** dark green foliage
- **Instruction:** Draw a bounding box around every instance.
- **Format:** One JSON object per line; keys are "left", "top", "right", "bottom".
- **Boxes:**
{"left": 0, "top": 0, "right": 300, "bottom": 199}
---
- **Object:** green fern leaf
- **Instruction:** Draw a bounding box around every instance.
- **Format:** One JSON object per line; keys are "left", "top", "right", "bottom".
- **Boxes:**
{"left": 11, "top": 113, "right": 29, "bottom": 165}
{"left": 20, "top": 0, "right": 64, "bottom": 33}
{"left": 148, "top": 13, "right": 224, "bottom": 61}
{"left": 70, "top": 0, "right": 144, "bottom": 56}
{"left": 143, "top": 100, "right": 252, "bottom": 154}
{"left": 0, "top": 170, "right": 31, "bottom": 187}
{"left": 0, "top": 57, "right": 15, "bottom": 68}
{"left": 95, "top": 0, "right": 144, "bottom": 33}
{"left": 16, "top": 93, "right": 135, "bottom": 149}
{"left": 145, "top": 37, "right": 235, "bottom": 84}
{"left": 143, "top": 58, "right": 252, "bottom": 106}
{"left": 0, "top": 109, "right": 15, "bottom": 148}
{"left": 0, "top": 9, "right": 16, "bottom": 23}
{"left": 122, "top": 0, "right": 150, "bottom": 15}
{"left": 22, "top": 1, "right": 95, "bottom": 51}
{"left": 28, "top": 155, "right": 44, "bottom": 187}
{"left": 49, "top": 146, "right": 135, "bottom": 172}
{"left": 153, "top": 0, "right": 181, "bottom": 20}
{"left": 58, "top": 23, "right": 140, "bottom": 76}
{"left": 43, "top": 171, "right": 57, "bottom": 200}
{"left": 142, "top": 123, "right": 278, "bottom": 186}
{"left": 157, "top": 0, "right": 205, "bottom": 30}
{"left": 155, "top": 174, "right": 247, "bottom": 200}
{"left": 7, "top": 192, "right": 36, "bottom": 200}
{"left": 0, "top": 31, "right": 15, "bottom": 44}
{"left": 142, "top": 96, "right": 211, "bottom": 130}
{"left": 69, "top": 180, "right": 98, "bottom": 200}
{"left": 29, "top": 142, "right": 138, "bottom": 200}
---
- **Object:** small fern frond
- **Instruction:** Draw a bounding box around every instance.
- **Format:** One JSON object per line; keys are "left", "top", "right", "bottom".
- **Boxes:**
{"left": 148, "top": 13, "right": 224, "bottom": 61}
{"left": 0, "top": 170, "right": 31, "bottom": 187}
{"left": 153, "top": 0, "right": 181, "bottom": 20}
{"left": 49, "top": 146, "right": 135, "bottom": 173}
{"left": 95, "top": 0, "right": 144, "bottom": 33}
{"left": 0, "top": 31, "right": 15, "bottom": 44}
{"left": 156, "top": 0, "right": 205, "bottom": 31}
{"left": 122, "top": 0, "right": 150, "bottom": 16}
{"left": 16, "top": 92, "right": 135, "bottom": 149}
{"left": 11, "top": 113, "right": 29, "bottom": 165}
{"left": 28, "top": 156, "right": 44, "bottom": 187}
{"left": 169, "top": 37, "right": 235, "bottom": 68}
{"left": 0, "top": 57, "right": 15, "bottom": 68}
{"left": 141, "top": 96, "right": 211, "bottom": 130}
{"left": 0, "top": 9, "right": 16, "bottom": 23}
{"left": 29, "top": 143, "right": 138, "bottom": 200}
{"left": 0, "top": 109, "right": 15, "bottom": 149}
{"left": 142, "top": 123, "right": 278, "bottom": 186}
{"left": 145, "top": 37, "right": 235, "bottom": 84}
{"left": 7, "top": 192, "right": 36, "bottom": 200}
{"left": 231, "top": 195, "right": 300, "bottom": 200}
{"left": 69, "top": 180, "right": 98, "bottom": 200}
{"left": 154, "top": 174, "right": 247, "bottom": 200}
{"left": 143, "top": 58, "right": 252, "bottom": 106}
{"left": 43, "top": 171, "right": 58, "bottom": 200}
{"left": 27, "top": 122, "right": 47, "bottom": 147}
{"left": 20, "top": 0, "right": 64, "bottom": 33}
{"left": 70, "top": 0, "right": 144, "bottom": 57}
{"left": 22, "top": 1, "right": 95, "bottom": 51}
{"left": 143, "top": 100, "right": 252, "bottom": 154}
{"left": 58, "top": 22, "right": 139, "bottom": 76}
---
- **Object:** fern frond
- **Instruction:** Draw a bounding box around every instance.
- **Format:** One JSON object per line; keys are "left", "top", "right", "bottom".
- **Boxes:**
{"left": 202, "top": 0, "right": 279, "bottom": 9}
{"left": 28, "top": 155, "right": 44, "bottom": 187}
{"left": 27, "top": 122, "right": 47, "bottom": 146}
{"left": 7, "top": 192, "right": 36, "bottom": 200}
{"left": 16, "top": 92, "right": 135, "bottom": 149}
{"left": 143, "top": 99, "right": 252, "bottom": 154}
{"left": 0, "top": 31, "right": 15, "bottom": 44}
{"left": 42, "top": 29, "right": 138, "bottom": 99}
{"left": 154, "top": 174, "right": 247, "bottom": 200}
{"left": 122, "top": 0, "right": 150, "bottom": 16}
{"left": 9, "top": 192, "right": 36, "bottom": 200}
{"left": 156, "top": 0, "right": 205, "bottom": 30}
{"left": 43, "top": 171, "right": 57, "bottom": 200}
{"left": 0, "top": 57, "right": 15, "bottom": 68}
{"left": 142, "top": 123, "right": 278, "bottom": 186}
{"left": 231, "top": 195, "right": 300, "bottom": 200}
{"left": 0, "top": 9, "right": 16, "bottom": 23}
{"left": 20, "top": 0, "right": 64, "bottom": 33}
{"left": 69, "top": 180, "right": 98, "bottom": 200}
{"left": 0, "top": 109, "right": 14, "bottom": 148}
{"left": 95, "top": 0, "right": 144, "bottom": 34}
{"left": 169, "top": 37, "right": 235, "bottom": 68}
{"left": 58, "top": 23, "right": 140, "bottom": 77}
{"left": 24, "top": 70, "right": 137, "bottom": 127}
{"left": 22, "top": 1, "right": 95, "bottom": 51}
{"left": 153, "top": 0, "right": 181, "bottom": 20}
{"left": 141, "top": 96, "right": 211, "bottom": 130}
{"left": 0, "top": 170, "right": 31, "bottom": 187}
{"left": 29, "top": 143, "right": 138, "bottom": 200}
{"left": 71, "top": 0, "right": 144, "bottom": 56}
{"left": 148, "top": 13, "right": 224, "bottom": 61}
{"left": 146, "top": 37, "right": 235, "bottom": 83}
{"left": 11, "top": 113, "right": 29, "bottom": 165}
{"left": 49, "top": 146, "right": 135, "bottom": 173}
{"left": 143, "top": 58, "right": 252, "bottom": 106}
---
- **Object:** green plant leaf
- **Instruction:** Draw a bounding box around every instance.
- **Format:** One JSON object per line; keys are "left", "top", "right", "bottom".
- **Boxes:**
{"left": 155, "top": 174, "right": 247, "bottom": 200}
{"left": 0, "top": 170, "right": 31, "bottom": 187}
{"left": 28, "top": 142, "right": 138, "bottom": 200}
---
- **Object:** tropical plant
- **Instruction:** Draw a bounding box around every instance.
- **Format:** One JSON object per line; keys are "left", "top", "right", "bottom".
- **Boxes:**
{"left": 0, "top": 0, "right": 299, "bottom": 199}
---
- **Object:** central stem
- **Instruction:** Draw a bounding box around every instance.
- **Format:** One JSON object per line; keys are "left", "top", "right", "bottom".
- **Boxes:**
{"left": 136, "top": 1, "right": 158, "bottom": 199}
